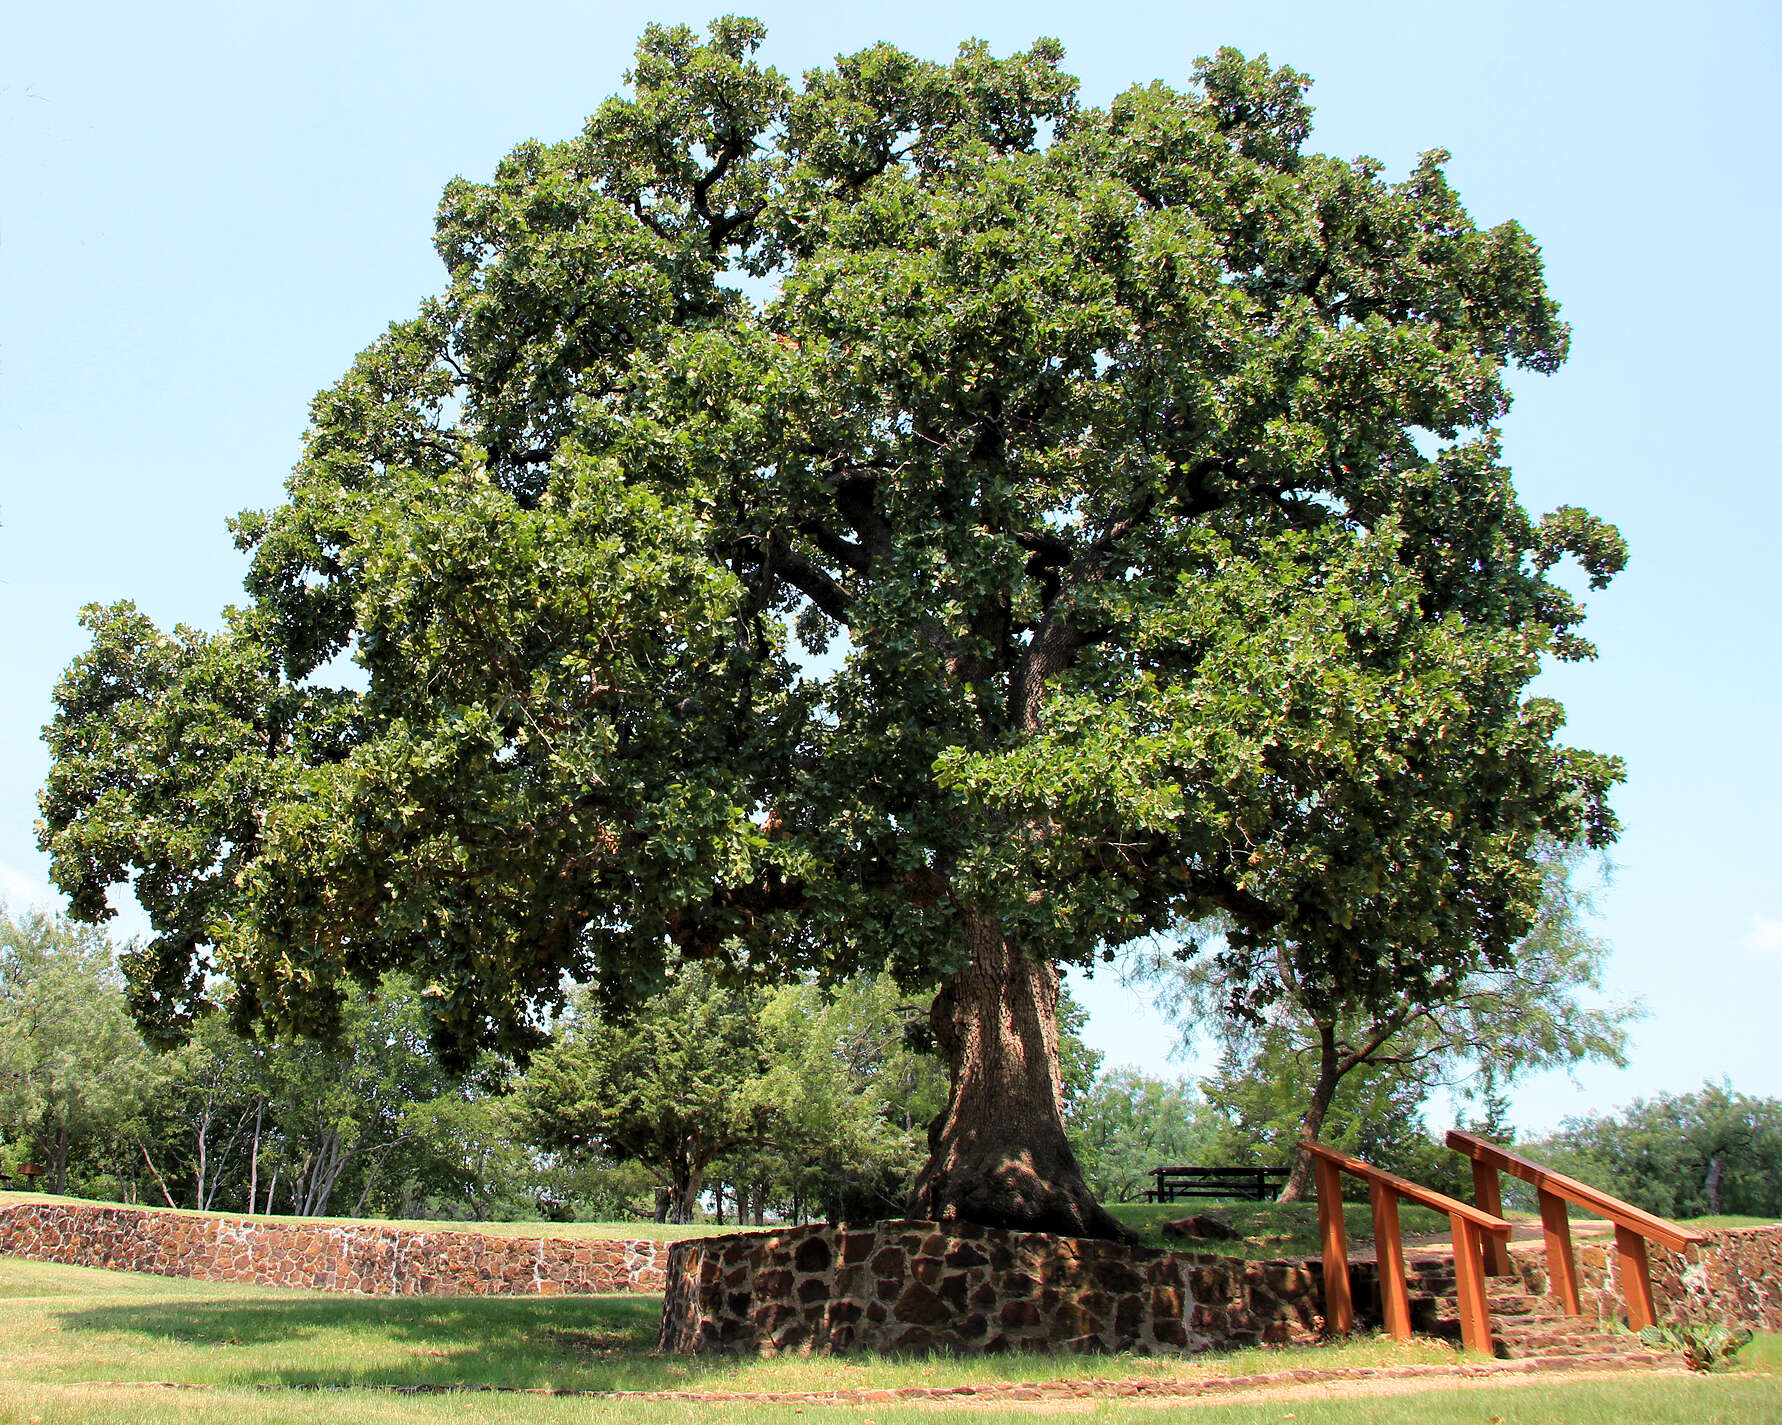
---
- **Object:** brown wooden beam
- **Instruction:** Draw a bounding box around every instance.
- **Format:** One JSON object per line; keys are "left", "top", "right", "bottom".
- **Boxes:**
{"left": 1538, "top": 1188, "right": 1582, "bottom": 1316}
{"left": 1315, "top": 1155, "right": 1353, "bottom": 1335}
{"left": 1370, "top": 1180, "right": 1411, "bottom": 1341}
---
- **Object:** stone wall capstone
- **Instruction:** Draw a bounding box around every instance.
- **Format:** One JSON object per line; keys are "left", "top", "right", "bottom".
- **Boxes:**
{"left": 0, "top": 1199, "right": 666, "bottom": 1295}
{"left": 658, "top": 1219, "right": 1330, "bottom": 1355}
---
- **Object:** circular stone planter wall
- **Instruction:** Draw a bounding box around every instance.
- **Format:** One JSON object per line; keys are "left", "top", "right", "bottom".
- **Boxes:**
{"left": 658, "top": 1219, "right": 1329, "bottom": 1355}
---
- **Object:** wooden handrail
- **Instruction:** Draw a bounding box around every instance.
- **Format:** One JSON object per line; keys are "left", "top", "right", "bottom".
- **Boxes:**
{"left": 1446, "top": 1130, "right": 1707, "bottom": 1331}
{"left": 1305, "top": 1140, "right": 1512, "bottom": 1356}
{"left": 1444, "top": 1131, "right": 1706, "bottom": 1252}
{"left": 1304, "top": 1144, "right": 1513, "bottom": 1232}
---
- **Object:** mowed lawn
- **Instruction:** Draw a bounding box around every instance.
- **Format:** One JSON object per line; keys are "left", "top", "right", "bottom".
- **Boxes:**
{"left": 1, "top": 1256, "right": 1778, "bottom": 1425}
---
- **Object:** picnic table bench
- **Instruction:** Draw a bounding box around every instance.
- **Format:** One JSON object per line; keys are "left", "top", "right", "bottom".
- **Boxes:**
{"left": 1142, "top": 1165, "right": 1288, "bottom": 1203}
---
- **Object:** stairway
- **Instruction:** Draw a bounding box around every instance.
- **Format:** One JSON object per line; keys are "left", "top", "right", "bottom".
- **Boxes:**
{"left": 1397, "top": 1259, "right": 1672, "bottom": 1364}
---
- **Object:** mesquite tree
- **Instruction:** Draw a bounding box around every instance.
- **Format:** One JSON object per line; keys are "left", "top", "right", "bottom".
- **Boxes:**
{"left": 1131, "top": 845, "right": 1639, "bottom": 1200}
{"left": 39, "top": 18, "right": 1624, "bottom": 1240}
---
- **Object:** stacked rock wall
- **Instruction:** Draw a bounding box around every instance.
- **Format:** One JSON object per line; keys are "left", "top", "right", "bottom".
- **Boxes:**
{"left": 1508, "top": 1223, "right": 1782, "bottom": 1333}
{"left": 0, "top": 1199, "right": 666, "bottom": 1295}
{"left": 659, "top": 1219, "right": 1329, "bottom": 1355}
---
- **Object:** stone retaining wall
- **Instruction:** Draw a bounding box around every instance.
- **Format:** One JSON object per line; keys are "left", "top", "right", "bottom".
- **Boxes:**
{"left": 659, "top": 1219, "right": 1331, "bottom": 1355}
{"left": 1509, "top": 1223, "right": 1782, "bottom": 1333}
{"left": 0, "top": 1199, "right": 667, "bottom": 1295}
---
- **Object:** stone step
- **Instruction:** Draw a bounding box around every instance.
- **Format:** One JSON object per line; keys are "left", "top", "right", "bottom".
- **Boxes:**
{"left": 1399, "top": 1280, "right": 1664, "bottom": 1364}
{"left": 1416, "top": 1298, "right": 1568, "bottom": 1327}
{"left": 1368, "top": 1264, "right": 1674, "bottom": 1369}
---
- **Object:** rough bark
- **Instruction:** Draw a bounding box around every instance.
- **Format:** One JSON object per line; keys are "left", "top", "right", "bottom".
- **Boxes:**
{"left": 670, "top": 1153, "right": 703, "bottom": 1225}
{"left": 908, "top": 913, "right": 1132, "bottom": 1242}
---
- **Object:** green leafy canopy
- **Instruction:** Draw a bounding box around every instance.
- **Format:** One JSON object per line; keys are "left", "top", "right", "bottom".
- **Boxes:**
{"left": 39, "top": 17, "right": 1624, "bottom": 1063}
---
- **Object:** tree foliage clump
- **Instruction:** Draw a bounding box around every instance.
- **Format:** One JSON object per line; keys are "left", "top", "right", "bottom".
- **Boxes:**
{"left": 1531, "top": 1083, "right": 1782, "bottom": 1221}
{"left": 0, "top": 907, "right": 159, "bottom": 1193}
{"left": 521, "top": 962, "right": 775, "bottom": 1223}
{"left": 39, "top": 17, "right": 1624, "bottom": 1237}
{"left": 1130, "top": 844, "right": 1639, "bottom": 1198}
{"left": 1067, "top": 1069, "right": 1221, "bottom": 1204}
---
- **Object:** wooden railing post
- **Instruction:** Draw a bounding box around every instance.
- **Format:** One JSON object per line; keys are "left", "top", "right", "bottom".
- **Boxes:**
{"left": 1315, "top": 1154, "right": 1353, "bottom": 1334}
{"left": 1447, "top": 1130, "right": 1705, "bottom": 1333}
{"left": 1369, "top": 1180, "right": 1412, "bottom": 1341}
{"left": 1537, "top": 1188, "right": 1581, "bottom": 1316}
{"left": 1615, "top": 1225, "right": 1657, "bottom": 1331}
{"left": 1449, "top": 1213, "right": 1495, "bottom": 1356}
{"left": 1469, "top": 1158, "right": 1513, "bottom": 1276}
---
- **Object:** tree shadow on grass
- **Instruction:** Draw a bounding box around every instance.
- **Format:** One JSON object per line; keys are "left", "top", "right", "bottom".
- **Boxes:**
{"left": 55, "top": 1293, "right": 737, "bottom": 1391}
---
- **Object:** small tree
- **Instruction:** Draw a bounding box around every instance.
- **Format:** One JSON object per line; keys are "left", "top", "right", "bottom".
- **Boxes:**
{"left": 1131, "top": 844, "right": 1639, "bottom": 1199}
{"left": 149, "top": 1012, "right": 267, "bottom": 1211}
{"left": 521, "top": 962, "right": 773, "bottom": 1222}
{"left": 748, "top": 973, "right": 945, "bottom": 1223}
{"left": 1068, "top": 1068, "right": 1220, "bottom": 1204}
{"left": 0, "top": 907, "right": 159, "bottom": 1194}
{"left": 244, "top": 978, "right": 459, "bottom": 1217}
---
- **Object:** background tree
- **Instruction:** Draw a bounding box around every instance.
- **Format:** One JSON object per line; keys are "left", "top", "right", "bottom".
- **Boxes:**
{"left": 39, "top": 18, "right": 1624, "bottom": 1238}
{"left": 1130, "top": 845, "right": 1638, "bottom": 1198}
{"left": 0, "top": 907, "right": 159, "bottom": 1193}
{"left": 741, "top": 973, "right": 945, "bottom": 1223}
{"left": 521, "top": 962, "right": 774, "bottom": 1223}
{"left": 145, "top": 1011, "right": 267, "bottom": 1211}
{"left": 1529, "top": 1083, "right": 1782, "bottom": 1220}
{"left": 1067, "top": 1069, "right": 1221, "bottom": 1204}
{"left": 399, "top": 1085, "right": 534, "bottom": 1223}
{"left": 241, "top": 977, "right": 461, "bottom": 1217}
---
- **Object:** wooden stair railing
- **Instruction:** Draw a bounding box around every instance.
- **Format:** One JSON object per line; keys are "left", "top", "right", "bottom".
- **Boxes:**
{"left": 1445, "top": 1129, "right": 1708, "bottom": 1331}
{"left": 1305, "top": 1141, "right": 1513, "bottom": 1355}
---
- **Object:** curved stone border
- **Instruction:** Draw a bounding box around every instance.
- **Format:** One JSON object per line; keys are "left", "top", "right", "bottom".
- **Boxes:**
{"left": 660, "top": 1219, "right": 1329, "bottom": 1356}
{"left": 0, "top": 1200, "right": 667, "bottom": 1295}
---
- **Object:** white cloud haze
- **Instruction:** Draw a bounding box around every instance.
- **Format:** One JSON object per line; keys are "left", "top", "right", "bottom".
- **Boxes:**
{"left": 1743, "top": 914, "right": 1782, "bottom": 959}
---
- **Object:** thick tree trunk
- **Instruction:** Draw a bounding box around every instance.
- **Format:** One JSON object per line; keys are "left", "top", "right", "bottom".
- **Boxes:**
{"left": 907, "top": 913, "right": 1130, "bottom": 1242}
{"left": 669, "top": 1150, "right": 703, "bottom": 1225}
{"left": 1276, "top": 1021, "right": 1341, "bottom": 1204}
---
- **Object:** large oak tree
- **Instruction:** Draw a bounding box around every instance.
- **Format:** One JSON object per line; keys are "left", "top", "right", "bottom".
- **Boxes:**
{"left": 40, "top": 18, "right": 1624, "bottom": 1240}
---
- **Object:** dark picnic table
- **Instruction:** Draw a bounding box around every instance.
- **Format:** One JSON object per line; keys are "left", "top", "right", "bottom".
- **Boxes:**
{"left": 1142, "top": 1165, "right": 1288, "bottom": 1203}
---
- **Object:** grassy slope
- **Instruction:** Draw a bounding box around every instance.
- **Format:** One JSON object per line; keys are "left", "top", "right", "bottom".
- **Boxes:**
{"left": 0, "top": 1256, "right": 1459, "bottom": 1393}
{"left": 1108, "top": 1199, "right": 1780, "bottom": 1257}
{"left": 0, "top": 1257, "right": 1777, "bottom": 1425}
{"left": 1107, "top": 1199, "right": 1453, "bottom": 1256}
{"left": 0, "top": 1191, "right": 719, "bottom": 1242}
{"left": 6, "top": 1187, "right": 1770, "bottom": 1259}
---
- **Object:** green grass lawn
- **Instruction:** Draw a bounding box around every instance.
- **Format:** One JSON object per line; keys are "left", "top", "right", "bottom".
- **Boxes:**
{"left": 9, "top": 1185, "right": 1770, "bottom": 1264}
{"left": 1, "top": 1255, "right": 1777, "bottom": 1424}
{"left": 1107, "top": 1198, "right": 1454, "bottom": 1256}
{"left": 1106, "top": 1197, "right": 1778, "bottom": 1258}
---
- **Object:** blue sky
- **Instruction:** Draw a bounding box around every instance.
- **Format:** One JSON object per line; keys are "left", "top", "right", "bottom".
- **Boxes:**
{"left": 3, "top": 0, "right": 1777, "bottom": 1134}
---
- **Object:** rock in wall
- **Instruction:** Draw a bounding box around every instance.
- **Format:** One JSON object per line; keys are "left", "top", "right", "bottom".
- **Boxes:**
{"left": 0, "top": 1199, "right": 666, "bottom": 1295}
{"left": 658, "top": 1219, "right": 1330, "bottom": 1355}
